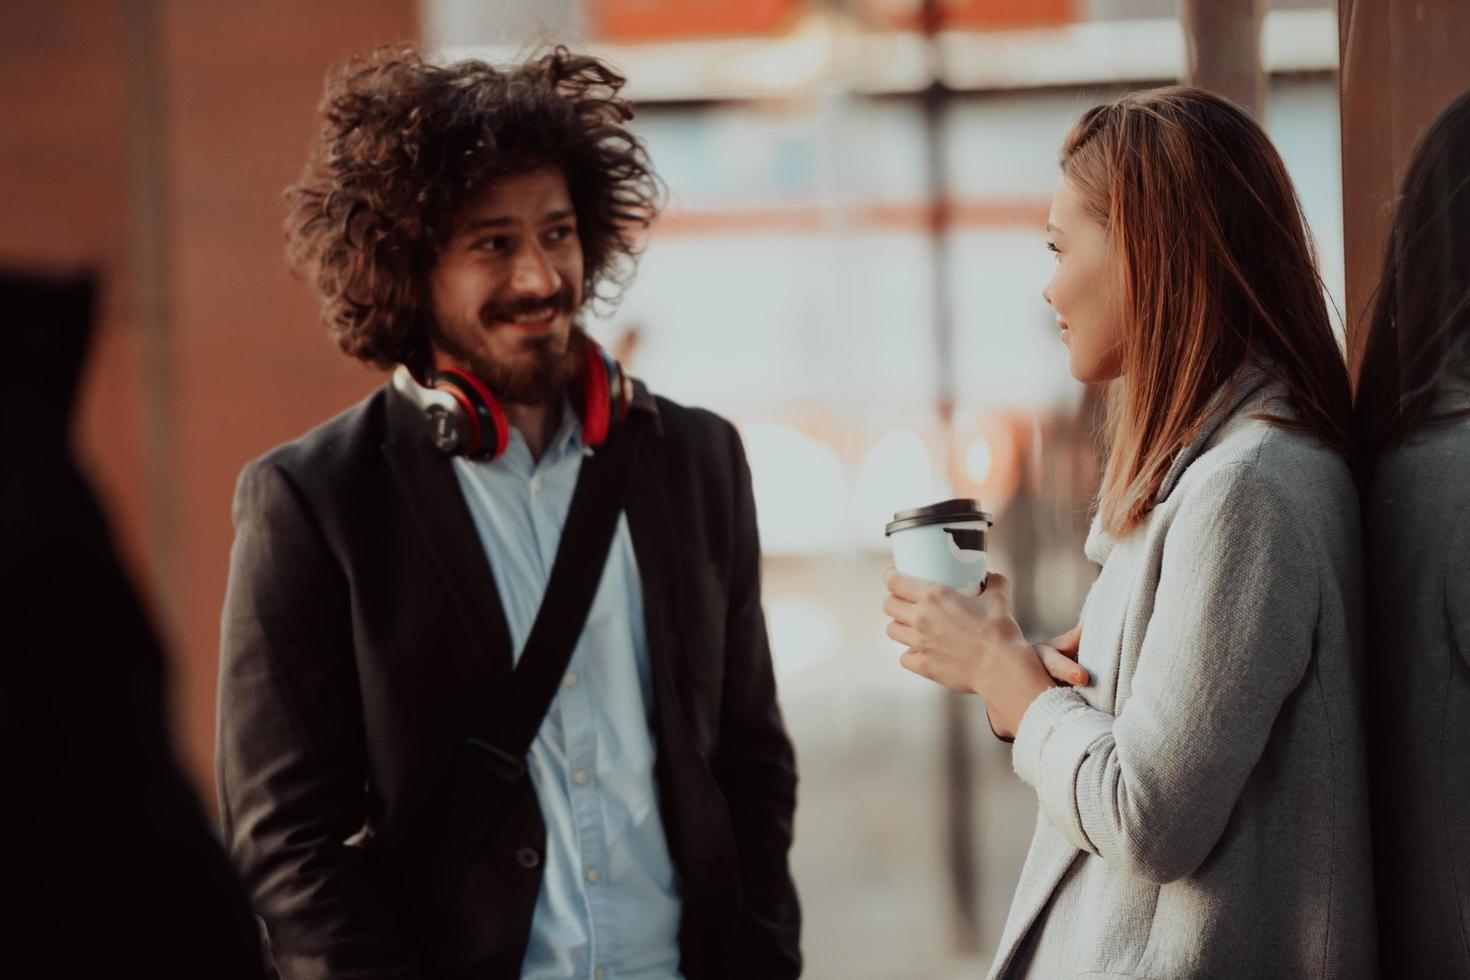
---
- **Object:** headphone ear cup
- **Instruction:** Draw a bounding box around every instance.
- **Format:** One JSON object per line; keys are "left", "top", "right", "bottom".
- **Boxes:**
{"left": 580, "top": 340, "right": 614, "bottom": 447}
{"left": 433, "top": 368, "right": 509, "bottom": 461}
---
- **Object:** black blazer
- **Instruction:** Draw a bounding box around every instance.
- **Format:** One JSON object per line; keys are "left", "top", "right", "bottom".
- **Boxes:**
{"left": 217, "top": 379, "right": 802, "bottom": 980}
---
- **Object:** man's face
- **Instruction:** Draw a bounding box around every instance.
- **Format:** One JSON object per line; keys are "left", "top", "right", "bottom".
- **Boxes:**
{"left": 427, "top": 168, "right": 584, "bottom": 404}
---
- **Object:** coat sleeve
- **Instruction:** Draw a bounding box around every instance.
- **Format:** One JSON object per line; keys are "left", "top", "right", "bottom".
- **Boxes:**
{"left": 708, "top": 421, "right": 803, "bottom": 977}
{"left": 1011, "top": 462, "right": 1320, "bottom": 884}
{"left": 217, "top": 459, "right": 423, "bottom": 980}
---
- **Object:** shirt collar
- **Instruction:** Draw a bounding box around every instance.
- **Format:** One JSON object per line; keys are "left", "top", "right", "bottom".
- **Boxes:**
{"left": 467, "top": 375, "right": 660, "bottom": 468}
{"left": 511, "top": 394, "right": 583, "bottom": 466}
{"left": 549, "top": 394, "right": 587, "bottom": 460}
{"left": 487, "top": 395, "right": 585, "bottom": 473}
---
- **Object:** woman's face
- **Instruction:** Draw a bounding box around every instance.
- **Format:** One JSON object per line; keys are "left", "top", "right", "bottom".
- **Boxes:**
{"left": 1043, "top": 177, "right": 1125, "bottom": 383}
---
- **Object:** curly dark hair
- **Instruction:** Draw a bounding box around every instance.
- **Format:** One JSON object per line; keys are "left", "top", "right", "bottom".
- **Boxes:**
{"left": 285, "top": 45, "right": 663, "bottom": 370}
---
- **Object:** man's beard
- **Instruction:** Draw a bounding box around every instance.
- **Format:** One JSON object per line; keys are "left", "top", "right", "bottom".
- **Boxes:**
{"left": 435, "top": 328, "right": 577, "bottom": 404}
{"left": 431, "top": 288, "right": 580, "bottom": 404}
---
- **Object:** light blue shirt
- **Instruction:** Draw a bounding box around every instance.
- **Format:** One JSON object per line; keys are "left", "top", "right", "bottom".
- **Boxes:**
{"left": 451, "top": 402, "right": 684, "bottom": 980}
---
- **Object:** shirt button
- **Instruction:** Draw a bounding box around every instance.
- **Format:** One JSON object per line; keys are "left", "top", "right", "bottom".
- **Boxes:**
{"left": 529, "top": 474, "right": 543, "bottom": 493}
{"left": 562, "top": 671, "right": 578, "bottom": 688}
{"left": 573, "top": 770, "right": 589, "bottom": 785}
{"left": 594, "top": 969, "right": 605, "bottom": 980}
{"left": 585, "top": 867, "right": 601, "bottom": 884}
{"left": 515, "top": 847, "right": 540, "bottom": 869}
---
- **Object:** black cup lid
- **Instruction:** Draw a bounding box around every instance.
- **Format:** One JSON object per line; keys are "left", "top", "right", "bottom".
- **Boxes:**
{"left": 885, "top": 498, "right": 993, "bottom": 537}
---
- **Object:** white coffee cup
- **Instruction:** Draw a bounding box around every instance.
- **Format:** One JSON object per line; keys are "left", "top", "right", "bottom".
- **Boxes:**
{"left": 885, "top": 498, "right": 993, "bottom": 591}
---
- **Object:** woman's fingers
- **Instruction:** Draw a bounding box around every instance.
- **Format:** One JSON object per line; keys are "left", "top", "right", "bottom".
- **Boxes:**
{"left": 883, "top": 567, "right": 931, "bottom": 602}
{"left": 1037, "top": 643, "right": 1089, "bottom": 687}
{"left": 883, "top": 593, "right": 916, "bottom": 626}
{"left": 898, "top": 648, "right": 927, "bottom": 678}
{"left": 1046, "top": 623, "right": 1083, "bottom": 654}
{"left": 887, "top": 620, "right": 922, "bottom": 649}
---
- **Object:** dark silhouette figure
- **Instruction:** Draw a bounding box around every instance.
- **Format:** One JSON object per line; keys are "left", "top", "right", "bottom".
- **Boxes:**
{"left": 0, "top": 269, "right": 264, "bottom": 978}
{"left": 1355, "top": 89, "right": 1470, "bottom": 977}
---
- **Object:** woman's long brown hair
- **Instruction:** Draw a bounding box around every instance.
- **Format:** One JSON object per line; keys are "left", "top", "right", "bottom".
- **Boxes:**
{"left": 1062, "top": 87, "right": 1354, "bottom": 536}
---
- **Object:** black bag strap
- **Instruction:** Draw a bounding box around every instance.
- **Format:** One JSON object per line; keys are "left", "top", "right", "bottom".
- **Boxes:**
{"left": 438, "top": 421, "right": 642, "bottom": 883}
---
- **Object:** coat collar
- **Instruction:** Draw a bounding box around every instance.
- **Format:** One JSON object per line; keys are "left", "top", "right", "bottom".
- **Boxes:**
{"left": 381, "top": 382, "right": 516, "bottom": 685}
{"left": 1153, "top": 359, "right": 1283, "bottom": 505}
{"left": 628, "top": 377, "right": 662, "bottom": 429}
{"left": 1084, "top": 360, "right": 1285, "bottom": 565}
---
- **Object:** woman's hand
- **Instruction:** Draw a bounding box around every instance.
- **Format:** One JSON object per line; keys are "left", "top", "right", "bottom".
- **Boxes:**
{"left": 1037, "top": 623, "right": 1088, "bottom": 687}
{"left": 883, "top": 568, "right": 1061, "bottom": 738}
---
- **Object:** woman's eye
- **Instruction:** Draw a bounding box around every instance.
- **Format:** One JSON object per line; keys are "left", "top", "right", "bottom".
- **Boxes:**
{"left": 1046, "top": 241, "right": 1060, "bottom": 259}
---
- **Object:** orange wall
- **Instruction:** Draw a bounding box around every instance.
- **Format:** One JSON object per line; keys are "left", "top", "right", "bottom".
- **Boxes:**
{"left": 590, "top": 0, "right": 801, "bottom": 41}
{"left": 586, "top": 0, "right": 1077, "bottom": 41}
{"left": 931, "top": 0, "right": 1075, "bottom": 30}
{"left": 1, "top": 1, "right": 417, "bottom": 805}
{"left": 164, "top": 1, "right": 418, "bottom": 801}
{"left": 0, "top": 3, "right": 149, "bottom": 595}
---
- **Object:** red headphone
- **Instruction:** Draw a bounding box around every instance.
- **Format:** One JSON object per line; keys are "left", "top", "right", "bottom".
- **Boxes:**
{"left": 391, "top": 336, "right": 633, "bottom": 461}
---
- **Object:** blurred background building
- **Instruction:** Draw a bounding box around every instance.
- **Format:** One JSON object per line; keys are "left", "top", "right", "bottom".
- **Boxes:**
{"left": 4, "top": 0, "right": 1466, "bottom": 976}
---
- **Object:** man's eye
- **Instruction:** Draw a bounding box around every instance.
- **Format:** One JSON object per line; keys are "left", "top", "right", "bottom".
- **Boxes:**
{"left": 545, "top": 225, "right": 574, "bottom": 243}
{"left": 477, "top": 236, "right": 510, "bottom": 252}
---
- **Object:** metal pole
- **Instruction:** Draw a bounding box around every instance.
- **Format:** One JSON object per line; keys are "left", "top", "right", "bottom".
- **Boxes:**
{"left": 919, "top": 0, "right": 983, "bottom": 956}
{"left": 1181, "top": 0, "right": 1267, "bottom": 117}
{"left": 122, "top": 0, "right": 180, "bottom": 644}
{"left": 1338, "top": 0, "right": 1470, "bottom": 381}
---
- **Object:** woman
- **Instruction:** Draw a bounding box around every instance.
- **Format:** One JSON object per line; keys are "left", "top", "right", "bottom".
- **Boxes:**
{"left": 1355, "top": 89, "right": 1470, "bottom": 975}
{"left": 883, "top": 88, "right": 1373, "bottom": 978}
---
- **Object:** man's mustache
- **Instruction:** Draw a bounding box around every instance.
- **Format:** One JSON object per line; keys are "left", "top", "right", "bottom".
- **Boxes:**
{"left": 480, "top": 285, "right": 576, "bottom": 326}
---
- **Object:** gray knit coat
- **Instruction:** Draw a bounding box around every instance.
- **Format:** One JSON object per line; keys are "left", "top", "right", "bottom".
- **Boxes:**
{"left": 991, "top": 364, "right": 1376, "bottom": 979}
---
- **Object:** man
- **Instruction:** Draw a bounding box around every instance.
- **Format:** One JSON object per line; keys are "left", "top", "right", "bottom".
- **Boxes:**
{"left": 217, "top": 48, "right": 801, "bottom": 980}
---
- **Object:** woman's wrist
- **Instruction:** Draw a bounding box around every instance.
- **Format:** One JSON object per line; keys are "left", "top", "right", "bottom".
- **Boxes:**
{"left": 979, "top": 645, "right": 1057, "bottom": 739}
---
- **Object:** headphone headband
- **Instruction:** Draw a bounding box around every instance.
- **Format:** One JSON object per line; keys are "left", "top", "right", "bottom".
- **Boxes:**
{"left": 392, "top": 336, "right": 629, "bottom": 461}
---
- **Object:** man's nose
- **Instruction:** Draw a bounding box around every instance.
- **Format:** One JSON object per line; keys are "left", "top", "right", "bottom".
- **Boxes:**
{"left": 511, "top": 241, "right": 559, "bottom": 296}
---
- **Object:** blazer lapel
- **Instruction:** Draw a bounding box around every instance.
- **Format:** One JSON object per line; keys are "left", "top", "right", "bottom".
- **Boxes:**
{"left": 380, "top": 384, "right": 514, "bottom": 687}
{"left": 622, "top": 408, "right": 691, "bottom": 729}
